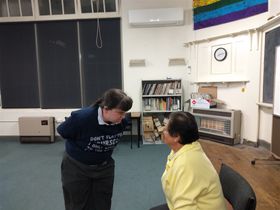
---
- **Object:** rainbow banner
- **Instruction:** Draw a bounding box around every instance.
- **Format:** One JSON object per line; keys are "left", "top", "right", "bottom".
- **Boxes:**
{"left": 193, "top": 0, "right": 268, "bottom": 30}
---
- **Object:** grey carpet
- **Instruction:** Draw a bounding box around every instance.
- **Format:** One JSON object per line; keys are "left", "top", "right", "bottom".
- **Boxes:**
{"left": 0, "top": 137, "right": 169, "bottom": 210}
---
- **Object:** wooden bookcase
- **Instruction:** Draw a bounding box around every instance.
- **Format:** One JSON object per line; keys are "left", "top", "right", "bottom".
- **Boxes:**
{"left": 141, "top": 79, "right": 183, "bottom": 144}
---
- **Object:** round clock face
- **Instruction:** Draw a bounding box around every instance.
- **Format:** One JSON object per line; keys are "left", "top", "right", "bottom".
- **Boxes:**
{"left": 214, "top": 47, "right": 227, "bottom": 61}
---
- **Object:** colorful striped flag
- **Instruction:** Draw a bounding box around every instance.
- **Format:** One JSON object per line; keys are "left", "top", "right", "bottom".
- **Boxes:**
{"left": 193, "top": 0, "right": 268, "bottom": 30}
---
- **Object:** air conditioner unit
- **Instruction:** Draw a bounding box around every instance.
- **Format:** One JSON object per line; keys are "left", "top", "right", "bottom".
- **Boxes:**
{"left": 128, "top": 8, "right": 184, "bottom": 27}
{"left": 18, "top": 117, "right": 55, "bottom": 143}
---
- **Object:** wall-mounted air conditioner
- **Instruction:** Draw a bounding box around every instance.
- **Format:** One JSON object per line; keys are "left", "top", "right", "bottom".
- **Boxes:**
{"left": 18, "top": 117, "right": 55, "bottom": 143}
{"left": 128, "top": 8, "right": 184, "bottom": 27}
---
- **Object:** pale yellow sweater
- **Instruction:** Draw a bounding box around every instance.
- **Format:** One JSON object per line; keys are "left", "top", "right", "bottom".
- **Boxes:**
{"left": 161, "top": 141, "right": 226, "bottom": 210}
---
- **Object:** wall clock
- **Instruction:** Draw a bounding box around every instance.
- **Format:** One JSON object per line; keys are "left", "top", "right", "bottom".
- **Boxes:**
{"left": 214, "top": 47, "right": 227, "bottom": 61}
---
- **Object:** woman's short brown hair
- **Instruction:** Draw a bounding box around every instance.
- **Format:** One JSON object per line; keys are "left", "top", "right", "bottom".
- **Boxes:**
{"left": 167, "top": 112, "right": 199, "bottom": 144}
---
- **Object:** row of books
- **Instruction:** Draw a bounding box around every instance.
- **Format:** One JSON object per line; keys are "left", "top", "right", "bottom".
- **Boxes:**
{"left": 143, "top": 97, "right": 181, "bottom": 111}
{"left": 142, "top": 81, "right": 181, "bottom": 95}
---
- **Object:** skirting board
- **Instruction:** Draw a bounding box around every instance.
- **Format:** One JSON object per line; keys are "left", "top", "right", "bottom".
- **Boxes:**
{"left": 0, "top": 136, "right": 62, "bottom": 142}
{"left": 242, "top": 138, "right": 271, "bottom": 151}
{"left": 258, "top": 139, "right": 271, "bottom": 151}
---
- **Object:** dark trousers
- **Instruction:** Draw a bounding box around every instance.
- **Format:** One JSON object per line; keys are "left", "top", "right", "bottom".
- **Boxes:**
{"left": 61, "top": 153, "right": 115, "bottom": 210}
{"left": 150, "top": 204, "right": 169, "bottom": 210}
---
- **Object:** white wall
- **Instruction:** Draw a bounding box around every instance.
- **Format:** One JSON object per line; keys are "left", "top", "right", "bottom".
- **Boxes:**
{"left": 121, "top": 0, "right": 192, "bottom": 112}
{"left": 181, "top": 0, "right": 280, "bottom": 144}
{"left": 0, "top": 109, "right": 74, "bottom": 135}
{"left": 120, "top": 0, "right": 280, "bottom": 143}
{"left": 1, "top": 0, "right": 280, "bottom": 144}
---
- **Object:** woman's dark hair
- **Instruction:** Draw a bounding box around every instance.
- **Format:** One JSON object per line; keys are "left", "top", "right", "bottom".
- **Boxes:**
{"left": 93, "top": 89, "right": 133, "bottom": 112}
{"left": 167, "top": 112, "right": 199, "bottom": 145}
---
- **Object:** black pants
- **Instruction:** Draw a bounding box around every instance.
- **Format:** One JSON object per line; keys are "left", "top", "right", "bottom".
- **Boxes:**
{"left": 149, "top": 204, "right": 169, "bottom": 210}
{"left": 61, "top": 153, "right": 115, "bottom": 210}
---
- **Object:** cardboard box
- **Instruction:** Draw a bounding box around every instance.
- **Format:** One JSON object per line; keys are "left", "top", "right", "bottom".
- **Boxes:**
{"left": 198, "top": 86, "right": 217, "bottom": 99}
{"left": 190, "top": 86, "right": 218, "bottom": 109}
{"left": 143, "top": 132, "right": 155, "bottom": 142}
{"left": 143, "top": 116, "right": 154, "bottom": 132}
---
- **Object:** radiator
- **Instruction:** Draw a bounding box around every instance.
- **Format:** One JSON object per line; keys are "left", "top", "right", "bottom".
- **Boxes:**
{"left": 18, "top": 117, "right": 55, "bottom": 143}
{"left": 192, "top": 108, "right": 241, "bottom": 145}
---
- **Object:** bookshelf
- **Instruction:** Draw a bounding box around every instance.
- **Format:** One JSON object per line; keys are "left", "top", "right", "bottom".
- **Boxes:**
{"left": 141, "top": 79, "right": 183, "bottom": 144}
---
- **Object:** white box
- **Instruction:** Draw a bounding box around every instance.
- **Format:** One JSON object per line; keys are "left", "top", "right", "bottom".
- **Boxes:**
{"left": 18, "top": 116, "right": 55, "bottom": 143}
{"left": 190, "top": 99, "right": 211, "bottom": 109}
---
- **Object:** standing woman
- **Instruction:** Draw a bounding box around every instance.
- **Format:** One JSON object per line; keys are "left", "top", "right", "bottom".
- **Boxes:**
{"left": 57, "top": 88, "right": 133, "bottom": 210}
{"left": 150, "top": 112, "right": 226, "bottom": 210}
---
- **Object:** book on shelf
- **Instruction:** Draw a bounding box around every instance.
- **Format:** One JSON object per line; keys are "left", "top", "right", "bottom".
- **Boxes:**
{"left": 153, "top": 117, "right": 161, "bottom": 127}
{"left": 163, "top": 117, "right": 169, "bottom": 126}
{"left": 149, "top": 83, "right": 157, "bottom": 95}
{"left": 164, "top": 83, "right": 170, "bottom": 95}
{"left": 161, "top": 83, "right": 167, "bottom": 95}
{"left": 154, "top": 83, "right": 161, "bottom": 95}
{"left": 153, "top": 129, "right": 160, "bottom": 138}
{"left": 143, "top": 97, "right": 181, "bottom": 111}
{"left": 142, "top": 83, "right": 151, "bottom": 95}
{"left": 142, "top": 80, "right": 182, "bottom": 96}
{"left": 157, "top": 126, "right": 165, "bottom": 133}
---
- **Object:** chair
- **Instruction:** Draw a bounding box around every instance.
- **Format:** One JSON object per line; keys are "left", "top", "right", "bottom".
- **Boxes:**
{"left": 219, "top": 163, "right": 256, "bottom": 210}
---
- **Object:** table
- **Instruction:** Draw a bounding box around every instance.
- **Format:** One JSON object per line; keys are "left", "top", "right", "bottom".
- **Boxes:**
{"left": 129, "top": 112, "right": 141, "bottom": 148}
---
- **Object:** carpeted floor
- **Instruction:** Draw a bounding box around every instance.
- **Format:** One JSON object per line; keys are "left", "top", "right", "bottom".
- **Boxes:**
{"left": 0, "top": 137, "right": 169, "bottom": 210}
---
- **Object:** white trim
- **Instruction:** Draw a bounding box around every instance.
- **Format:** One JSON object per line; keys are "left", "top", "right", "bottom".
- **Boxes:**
{"left": 103, "top": 0, "right": 106, "bottom": 12}
{"left": 61, "top": 0, "right": 64, "bottom": 15}
{"left": 184, "top": 15, "right": 280, "bottom": 47}
{"left": 6, "top": 0, "right": 10, "bottom": 17}
{"left": 256, "top": 102, "right": 273, "bottom": 108}
{"left": 273, "top": 46, "right": 280, "bottom": 116}
{"left": 18, "top": 0, "right": 22, "bottom": 16}
{"left": 48, "top": 0, "right": 52, "bottom": 15}
{"left": 191, "top": 80, "right": 249, "bottom": 85}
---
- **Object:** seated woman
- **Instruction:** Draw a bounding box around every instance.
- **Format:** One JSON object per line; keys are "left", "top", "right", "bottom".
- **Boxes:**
{"left": 150, "top": 112, "right": 226, "bottom": 210}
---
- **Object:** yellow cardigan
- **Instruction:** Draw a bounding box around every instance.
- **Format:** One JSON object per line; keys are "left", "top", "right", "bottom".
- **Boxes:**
{"left": 161, "top": 141, "right": 226, "bottom": 210}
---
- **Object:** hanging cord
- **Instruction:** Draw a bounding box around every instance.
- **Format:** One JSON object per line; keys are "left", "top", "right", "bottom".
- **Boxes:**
{"left": 95, "top": 0, "right": 103, "bottom": 48}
